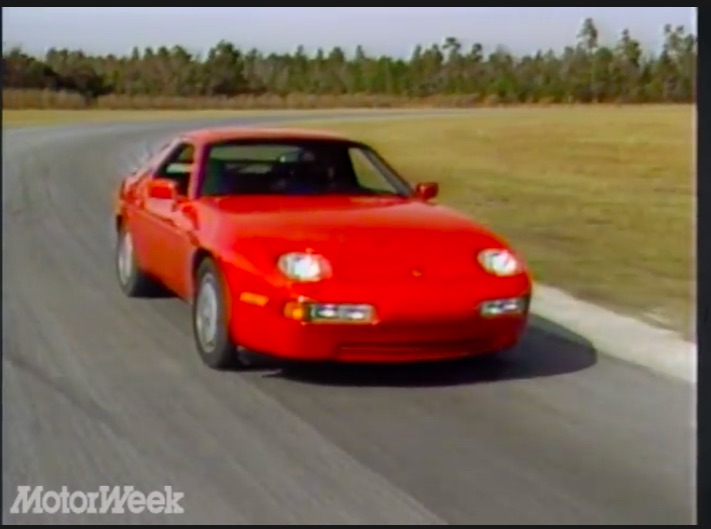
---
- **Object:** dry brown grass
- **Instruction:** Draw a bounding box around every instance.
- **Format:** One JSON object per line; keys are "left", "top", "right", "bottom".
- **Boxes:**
{"left": 2, "top": 89, "right": 512, "bottom": 112}
{"left": 289, "top": 106, "right": 695, "bottom": 337}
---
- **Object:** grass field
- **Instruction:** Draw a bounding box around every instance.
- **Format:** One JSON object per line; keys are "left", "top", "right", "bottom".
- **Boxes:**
{"left": 3, "top": 105, "right": 695, "bottom": 338}
{"left": 290, "top": 107, "right": 694, "bottom": 337}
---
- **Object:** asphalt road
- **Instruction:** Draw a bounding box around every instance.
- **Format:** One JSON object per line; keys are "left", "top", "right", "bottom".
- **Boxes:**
{"left": 2, "top": 115, "right": 696, "bottom": 524}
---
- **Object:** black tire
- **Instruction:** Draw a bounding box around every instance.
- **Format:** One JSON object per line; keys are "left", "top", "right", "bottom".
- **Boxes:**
{"left": 192, "top": 257, "right": 242, "bottom": 370}
{"left": 115, "top": 225, "right": 157, "bottom": 297}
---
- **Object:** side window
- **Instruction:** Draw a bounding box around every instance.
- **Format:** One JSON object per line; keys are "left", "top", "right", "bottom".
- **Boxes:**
{"left": 154, "top": 142, "right": 195, "bottom": 196}
{"left": 348, "top": 147, "right": 392, "bottom": 193}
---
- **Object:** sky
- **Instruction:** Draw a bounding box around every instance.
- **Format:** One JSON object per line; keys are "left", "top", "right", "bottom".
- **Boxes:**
{"left": 2, "top": 7, "right": 696, "bottom": 59}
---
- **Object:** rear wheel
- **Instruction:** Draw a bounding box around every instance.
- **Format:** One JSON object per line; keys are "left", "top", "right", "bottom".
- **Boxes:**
{"left": 192, "top": 258, "right": 243, "bottom": 370}
{"left": 115, "top": 225, "right": 157, "bottom": 297}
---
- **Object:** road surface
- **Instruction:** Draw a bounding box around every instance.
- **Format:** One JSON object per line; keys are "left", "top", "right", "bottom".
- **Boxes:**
{"left": 2, "top": 114, "right": 696, "bottom": 524}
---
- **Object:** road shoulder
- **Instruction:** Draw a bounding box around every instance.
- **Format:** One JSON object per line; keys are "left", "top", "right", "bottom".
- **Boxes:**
{"left": 532, "top": 283, "right": 696, "bottom": 384}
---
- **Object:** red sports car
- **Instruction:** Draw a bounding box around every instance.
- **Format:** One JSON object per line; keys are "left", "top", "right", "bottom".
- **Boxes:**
{"left": 114, "top": 127, "right": 532, "bottom": 369}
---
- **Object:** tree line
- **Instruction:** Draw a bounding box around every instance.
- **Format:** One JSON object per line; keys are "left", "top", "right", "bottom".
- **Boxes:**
{"left": 2, "top": 17, "right": 696, "bottom": 108}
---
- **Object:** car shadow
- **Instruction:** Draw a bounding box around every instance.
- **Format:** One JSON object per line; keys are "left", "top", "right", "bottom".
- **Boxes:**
{"left": 252, "top": 314, "right": 598, "bottom": 388}
{"left": 142, "top": 284, "right": 176, "bottom": 299}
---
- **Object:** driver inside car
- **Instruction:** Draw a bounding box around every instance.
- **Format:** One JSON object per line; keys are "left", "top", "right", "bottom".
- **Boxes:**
{"left": 272, "top": 149, "right": 361, "bottom": 195}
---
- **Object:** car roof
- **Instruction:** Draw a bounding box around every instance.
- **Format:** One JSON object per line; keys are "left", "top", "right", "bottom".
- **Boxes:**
{"left": 181, "top": 127, "right": 353, "bottom": 144}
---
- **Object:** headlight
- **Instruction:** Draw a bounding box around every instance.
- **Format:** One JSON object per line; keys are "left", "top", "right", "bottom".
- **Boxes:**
{"left": 477, "top": 249, "right": 522, "bottom": 276}
{"left": 277, "top": 252, "right": 332, "bottom": 282}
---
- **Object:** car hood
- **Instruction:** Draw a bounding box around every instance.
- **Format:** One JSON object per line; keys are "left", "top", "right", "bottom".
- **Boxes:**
{"left": 203, "top": 196, "right": 512, "bottom": 281}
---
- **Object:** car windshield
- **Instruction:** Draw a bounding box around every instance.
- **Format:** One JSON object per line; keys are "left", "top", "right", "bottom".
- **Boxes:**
{"left": 198, "top": 140, "right": 413, "bottom": 198}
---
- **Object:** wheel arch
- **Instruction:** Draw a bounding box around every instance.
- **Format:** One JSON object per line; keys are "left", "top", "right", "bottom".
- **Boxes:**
{"left": 191, "top": 247, "right": 214, "bottom": 284}
{"left": 190, "top": 247, "right": 239, "bottom": 341}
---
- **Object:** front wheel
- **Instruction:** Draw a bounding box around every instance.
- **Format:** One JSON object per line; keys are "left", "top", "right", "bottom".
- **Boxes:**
{"left": 192, "top": 258, "right": 242, "bottom": 370}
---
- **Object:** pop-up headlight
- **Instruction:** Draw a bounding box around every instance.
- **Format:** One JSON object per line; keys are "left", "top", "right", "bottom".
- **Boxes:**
{"left": 277, "top": 252, "right": 331, "bottom": 282}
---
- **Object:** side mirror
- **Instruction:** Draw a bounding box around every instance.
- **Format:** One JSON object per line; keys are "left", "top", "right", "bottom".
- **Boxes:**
{"left": 147, "top": 178, "right": 178, "bottom": 200}
{"left": 414, "top": 182, "right": 438, "bottom": 200}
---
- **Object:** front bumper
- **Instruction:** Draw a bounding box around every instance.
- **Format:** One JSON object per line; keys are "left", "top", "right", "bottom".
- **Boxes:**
{"left": 226, "top": 273, "right": 531, "bottom": 363}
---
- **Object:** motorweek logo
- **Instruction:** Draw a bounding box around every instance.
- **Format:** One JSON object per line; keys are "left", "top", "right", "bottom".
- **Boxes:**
{"left": 10, "top": 485, "right": 184, "bottom": 514}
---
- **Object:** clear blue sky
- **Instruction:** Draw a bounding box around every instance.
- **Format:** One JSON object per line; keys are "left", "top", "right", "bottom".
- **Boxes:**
{"left": 2, "top": 7, "right": 695, "bottom": 58}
